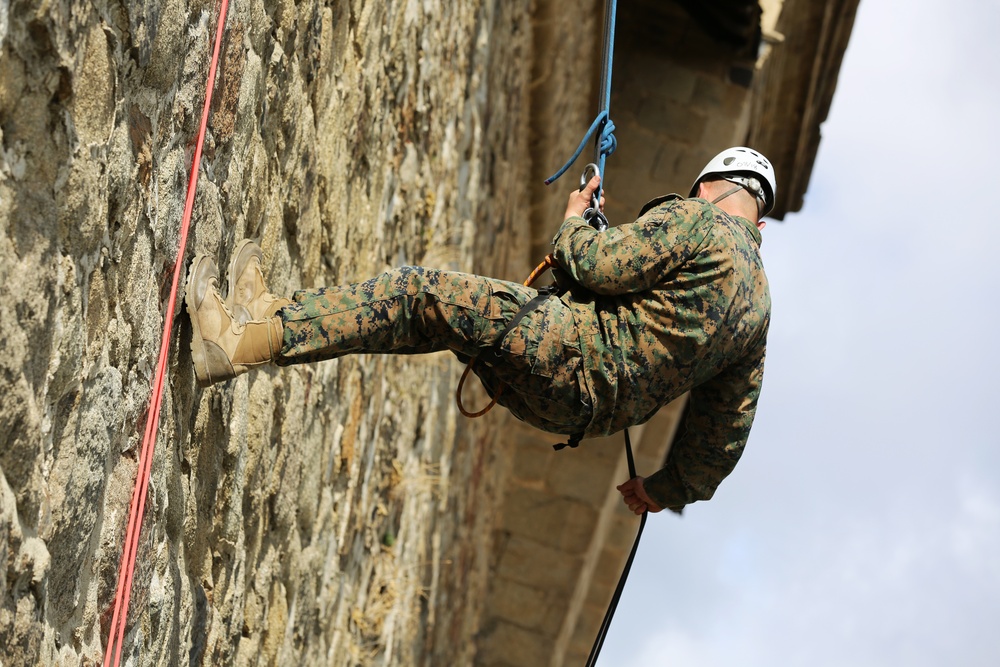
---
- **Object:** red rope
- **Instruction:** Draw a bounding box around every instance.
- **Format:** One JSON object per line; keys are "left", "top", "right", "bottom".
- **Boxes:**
{"left": 103, "top": 1, "right": 231, "bottom": 664}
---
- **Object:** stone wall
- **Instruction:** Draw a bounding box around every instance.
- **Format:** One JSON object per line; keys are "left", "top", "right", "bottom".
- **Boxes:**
{"left": 0, "top": 0, "right": 542, "bottom": 664}
{"left": 0, "top": 0, "right": 854, "bottom": 664}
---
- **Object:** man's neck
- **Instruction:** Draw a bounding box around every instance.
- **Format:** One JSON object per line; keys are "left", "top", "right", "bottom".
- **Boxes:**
{"left": 714, "top": 201, "right": 760, "bottom": 225}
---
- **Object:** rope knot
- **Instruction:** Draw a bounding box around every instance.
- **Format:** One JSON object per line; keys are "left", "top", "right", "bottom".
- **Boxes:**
{"left": 598, "top": 118, "right": 617, "bottom": 159}
{"left": 544, "top": 111, "right": 618, "bottom": 185}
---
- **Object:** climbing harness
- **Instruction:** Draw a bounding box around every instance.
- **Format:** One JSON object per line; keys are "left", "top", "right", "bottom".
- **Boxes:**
{"left": 453, "top": 167, "right": 594, "bottom": 432}
{"left": 454, "top": 256, "right": 559, "bottom": 419}
{"left": 102, "top": 1, "right": 231, "bottom": 665}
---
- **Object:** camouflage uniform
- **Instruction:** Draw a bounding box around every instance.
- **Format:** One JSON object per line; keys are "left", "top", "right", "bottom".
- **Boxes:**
{"left": 277, "top": 267, "right": 592, "bottom": 435}
{"left": 277, "top": 194, "right": 770, "bottom": 510}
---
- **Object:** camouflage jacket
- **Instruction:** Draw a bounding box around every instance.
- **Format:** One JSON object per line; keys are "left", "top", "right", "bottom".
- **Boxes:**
{"left": 550, "top": 194, "right": 770, "bottom": 511}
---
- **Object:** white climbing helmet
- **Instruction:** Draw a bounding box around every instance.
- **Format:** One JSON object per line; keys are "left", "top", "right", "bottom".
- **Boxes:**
{"left": 689, "top": 146, "right": 777, "bottom": 216}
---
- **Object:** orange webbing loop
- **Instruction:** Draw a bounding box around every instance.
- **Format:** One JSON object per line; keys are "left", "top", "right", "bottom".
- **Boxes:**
{"left": 525, "top": 254, "right": 558, "bottom": 286}
{"left": 455, "top": 254, "right": 558, "bottom": 418}
{"left": 456, "top": 362, "right": 503, "bottom": 417}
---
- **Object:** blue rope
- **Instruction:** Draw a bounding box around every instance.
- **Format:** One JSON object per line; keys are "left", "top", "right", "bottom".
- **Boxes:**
{"left": 545, "top": 0, "right": 618, "bottom": 198}
{"left": 543, "top": 112, "right": 617, "bottom": 185}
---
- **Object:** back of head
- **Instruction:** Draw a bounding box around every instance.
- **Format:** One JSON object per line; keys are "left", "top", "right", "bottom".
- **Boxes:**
{"left": 690, "top": 147, "right": 777, "bottom": 216}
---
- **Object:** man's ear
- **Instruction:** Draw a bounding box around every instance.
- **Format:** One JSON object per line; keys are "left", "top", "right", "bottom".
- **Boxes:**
{"left": 756, "top": 220, "right": 767, "bottom": 231}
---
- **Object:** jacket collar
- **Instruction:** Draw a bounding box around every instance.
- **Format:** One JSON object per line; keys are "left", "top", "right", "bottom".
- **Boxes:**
{"left": 636, "top": 193, "right": 683, "bottom": 217}
{"left": 637, "top": 194, "right": 762, "bottom": 246}
{"left": 734, "top": 215, "right": 762, "bottom": 246}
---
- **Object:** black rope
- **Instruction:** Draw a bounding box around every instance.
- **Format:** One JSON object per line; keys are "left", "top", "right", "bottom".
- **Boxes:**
{"left": 584, "top": 428, "right": 646, "bottom": 667}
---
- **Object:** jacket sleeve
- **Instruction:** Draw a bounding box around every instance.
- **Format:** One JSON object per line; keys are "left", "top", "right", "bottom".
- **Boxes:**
{"left": 642, "top": 342, "right": 767, "bottom": 512}
{"left": 551, "top": 200, "right": 714, "bottom": 295}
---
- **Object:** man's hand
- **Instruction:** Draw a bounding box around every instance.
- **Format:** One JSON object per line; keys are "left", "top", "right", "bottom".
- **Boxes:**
{"left": 616, "top": 476, "right": 663, "bottom": 515}
{"left": 564, "top": 175, "right": 605, "bottom": 221}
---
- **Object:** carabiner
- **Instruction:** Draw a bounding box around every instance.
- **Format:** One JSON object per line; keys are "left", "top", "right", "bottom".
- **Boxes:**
{"left": 580, "top": 163, "right": 601, "bottom": 190}
{"left": 579, "top": 163, "right": 607, "bottom": 231}
{"left": 582, "top": 207, "right": 609, "bottom": 232}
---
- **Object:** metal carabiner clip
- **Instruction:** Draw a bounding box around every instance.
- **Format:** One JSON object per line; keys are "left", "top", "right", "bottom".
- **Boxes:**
{"left": 579, "top": 163, "right": 608, "bottom": 232}
{"left": 580, "top": 163, "right": 600, "bottom": 191}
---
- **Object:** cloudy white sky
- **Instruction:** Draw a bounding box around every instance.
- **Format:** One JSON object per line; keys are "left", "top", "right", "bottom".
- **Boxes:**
{"left": 602, "top": 1, "right": 1000, "bottom": 665}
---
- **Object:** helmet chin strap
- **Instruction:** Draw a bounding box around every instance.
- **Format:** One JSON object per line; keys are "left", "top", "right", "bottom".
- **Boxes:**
{"left": 710, "top": 184, "right": 745, "bottom": 206}
{"left": 711, "top": 184, "right": 765, "bottom": 219}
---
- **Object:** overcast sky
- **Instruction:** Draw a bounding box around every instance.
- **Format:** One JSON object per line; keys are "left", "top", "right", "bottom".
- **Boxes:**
{"left": 602, "top": 1, "right": 1000, "bottom": 664}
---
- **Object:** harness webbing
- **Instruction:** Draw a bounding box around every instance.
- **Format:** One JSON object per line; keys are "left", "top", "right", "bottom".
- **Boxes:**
{"left": 102, "top": 1, "right": 231, "bottom": 664}
{"left": 455, "top": 255, "right": 559, "bottom": 418}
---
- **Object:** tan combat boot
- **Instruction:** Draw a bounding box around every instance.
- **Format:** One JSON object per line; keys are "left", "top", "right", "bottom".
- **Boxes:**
{"left": 225, "top": 239, "right": 291, "bottom": 324}
{"left": 186, "top": 254, "right": 283, "bottom": 387}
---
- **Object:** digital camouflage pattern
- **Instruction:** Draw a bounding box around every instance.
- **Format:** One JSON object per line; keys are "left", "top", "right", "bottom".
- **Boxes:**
{"left": 277, "top": 267, "right": 593, "bottom": 435}
{"left": 277, "top": 194, "right": 769, "bottom": 511}
{"left": 551, "top": 195, "right": 769, "bottom": 511}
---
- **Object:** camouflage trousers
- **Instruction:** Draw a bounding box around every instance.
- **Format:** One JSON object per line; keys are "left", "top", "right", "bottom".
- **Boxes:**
{"left": 276, "top": 266, "right": 592, "bottom": 435}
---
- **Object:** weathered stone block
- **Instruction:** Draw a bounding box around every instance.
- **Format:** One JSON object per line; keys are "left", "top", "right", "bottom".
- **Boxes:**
{"left": 487, "top": 578, "right": 551, "bottom": 630}
{"left": 496, "top": 534, "right": 580, "bottom": 593}
{"left": 500, "top": 485, "right": 598, "bottom": 553}
{"left": 479, "top": 619, "right": 552, "bottom": 667}
{"left": 544, "top": 448, "right": 619, "bottom": 507}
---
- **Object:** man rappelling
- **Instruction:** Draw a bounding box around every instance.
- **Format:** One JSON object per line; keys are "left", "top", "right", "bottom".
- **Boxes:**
{"left": 185, "top": 146, "right": 775, "bottom": 516}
